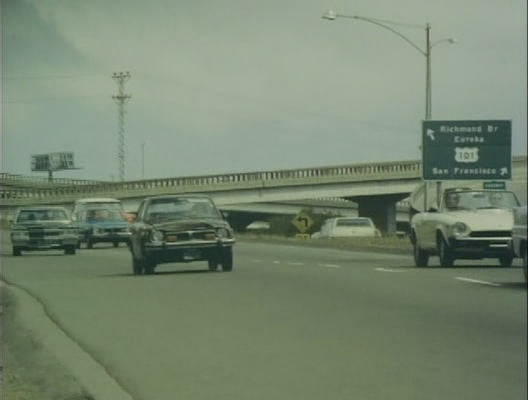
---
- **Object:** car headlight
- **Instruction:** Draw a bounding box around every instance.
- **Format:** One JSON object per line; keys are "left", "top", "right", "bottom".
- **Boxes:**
{"left": 451, "top": 222, "right": 471, "bottom": 237}
{"left": 216, "top": 228, "right": 230, "bottom": 239}
{"left": 12, "top": 230, "right": 29, "bottom": 239}
{"left": 150, "top": 230, "right": 164, "bottom": 242}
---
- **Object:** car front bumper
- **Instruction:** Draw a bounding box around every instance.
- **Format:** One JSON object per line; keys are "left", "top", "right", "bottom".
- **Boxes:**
{"left": 449, "top": 236, "right": 512, "bottom": 258}
{"left": 144, "top": 238, "right": 235, "bottom": 262}
{"left": 88, "top": 231, "right": 131, "bottom": 243}
{"left": 11, "top": 235, "right": 78, "bottom": 250}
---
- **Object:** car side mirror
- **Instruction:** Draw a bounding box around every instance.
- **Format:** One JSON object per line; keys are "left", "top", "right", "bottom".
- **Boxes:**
{"left": 221, "top": 211, "right": 229, "bottom": 220}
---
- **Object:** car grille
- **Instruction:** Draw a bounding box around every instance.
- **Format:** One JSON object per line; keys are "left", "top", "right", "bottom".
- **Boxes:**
{"left": 469, "top": 230, "right": 511, "bottom": 238}
{"left": 164, "top": 230, "right": 216, "bottom": 242}
{"left": 28, "top": 228, "right": 44, "bottom": 239}
{"left": 105, "top": 227, "right": 127, "bottom": 233}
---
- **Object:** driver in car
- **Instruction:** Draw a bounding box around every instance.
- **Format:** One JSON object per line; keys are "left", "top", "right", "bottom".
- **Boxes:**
{"left": 488, "top": 192, "right": 504, "bottom": 208}
{"left": 445, "top": 192, "right": 460, "bottom": 210}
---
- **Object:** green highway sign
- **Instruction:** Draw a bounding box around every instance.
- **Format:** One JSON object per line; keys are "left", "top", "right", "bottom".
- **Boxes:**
{"left": 483, "top": 181, "right": 506, "bottom": 190}
{"left": 422, "top": 120, "right": 512, "bottom": 180}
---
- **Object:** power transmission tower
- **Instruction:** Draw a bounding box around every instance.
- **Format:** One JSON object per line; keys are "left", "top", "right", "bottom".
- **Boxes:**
{"left": 112, "top": 72, "right": 131, "bottom": 181}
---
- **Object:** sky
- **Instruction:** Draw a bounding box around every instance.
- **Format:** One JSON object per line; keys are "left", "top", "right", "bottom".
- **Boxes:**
{"left": 1, "top": 0, "right": 526, "bottom": 181}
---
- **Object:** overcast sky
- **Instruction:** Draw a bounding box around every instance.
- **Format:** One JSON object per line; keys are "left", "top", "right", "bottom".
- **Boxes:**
{"left": 1, "top": 0, "right": 526, "bottom": 181}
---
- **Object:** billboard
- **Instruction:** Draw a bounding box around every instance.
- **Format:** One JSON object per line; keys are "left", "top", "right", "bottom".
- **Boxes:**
{"left": 31, "top": 152, "right": 76, "bottom": 171}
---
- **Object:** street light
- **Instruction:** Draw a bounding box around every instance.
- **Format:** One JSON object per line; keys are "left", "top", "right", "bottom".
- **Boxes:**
{"left": 322, "top": 10, "right": 455, "bottom": 209}
{"left": 322, "top": 10, "right": 455, "bottom": 120}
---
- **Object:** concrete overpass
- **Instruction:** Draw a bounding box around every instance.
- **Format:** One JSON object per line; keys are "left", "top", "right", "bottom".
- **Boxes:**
{"left": 1, "top": 156, "right": 526, "bottom": 233}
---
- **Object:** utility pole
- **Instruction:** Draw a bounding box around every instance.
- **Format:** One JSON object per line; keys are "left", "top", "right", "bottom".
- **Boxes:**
{"left": 112, "top": 72, "right": 131, "bottom": 181}
{"left": 141, "top": 142, "right": 145, "bottom": 179}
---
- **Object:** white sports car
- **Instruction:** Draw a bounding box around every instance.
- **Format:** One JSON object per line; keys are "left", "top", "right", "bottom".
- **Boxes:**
{"left": 410, "top": 188, "right": 520, "bottom": 267}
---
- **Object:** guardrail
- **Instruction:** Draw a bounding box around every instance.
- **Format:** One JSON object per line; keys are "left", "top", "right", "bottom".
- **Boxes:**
{"left": 0, "top": 159, "right": 422, "bottom": 205}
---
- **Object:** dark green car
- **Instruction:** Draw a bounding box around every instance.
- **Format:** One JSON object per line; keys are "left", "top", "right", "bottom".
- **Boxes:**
{"left": 129, "top": 195, "right": 235, "bottom": 275}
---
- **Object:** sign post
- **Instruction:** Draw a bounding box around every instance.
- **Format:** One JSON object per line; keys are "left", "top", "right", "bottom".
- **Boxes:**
{"left": 291, "top": 212, "right": 314, "bottom": 238}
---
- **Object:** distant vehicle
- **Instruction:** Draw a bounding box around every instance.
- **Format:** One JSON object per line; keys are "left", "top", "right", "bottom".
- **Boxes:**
{"left": 72, "top": 198, "right": 131, "bottom": 249}
{"left": 10, "top": 206, "right": 79, "bottom": 256}
{"left": 313, "top": 217, "right": 380, "bottom": 239}
{"left": 129, "top": 195, "right": 235, "bottom": 275}
{"left": 512, "top": 205, "right": 527, "bottom": 282}
{"left": 246, "top": 221, "right": 271, "bottom": 231}
{"left": 410, "top": 188, "right": 520, "bottom": 267}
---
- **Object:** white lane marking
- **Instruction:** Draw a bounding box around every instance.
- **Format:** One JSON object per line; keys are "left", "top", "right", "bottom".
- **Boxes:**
{"left": 286, "top": 262, "right": 304, "bottom": 266}
{"left": 273, "top": 260, "right": 281, "bottom": 264}
{"left": 375, "top": 267, "right": 408, "bottom": 273}
{"left": 252, "top": 259, "right": 263, "bottom": 263}
{"left": 455, "top": 277, "right": 501, "bottom": 287}
{"left": 320, "top": 264, "right": 341, "bottom": 269}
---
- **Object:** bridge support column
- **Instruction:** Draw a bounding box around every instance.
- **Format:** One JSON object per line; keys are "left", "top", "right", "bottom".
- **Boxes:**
{"left": 351, "top": 194, "right": 407, "bottom": 235}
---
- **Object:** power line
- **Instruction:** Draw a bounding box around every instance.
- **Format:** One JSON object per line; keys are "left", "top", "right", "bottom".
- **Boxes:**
{"left": 112, "top": 72, "right": 131, "bottom": 182}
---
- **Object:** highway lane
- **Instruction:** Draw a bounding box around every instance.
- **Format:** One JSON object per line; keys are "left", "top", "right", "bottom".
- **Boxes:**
{"left": 1, "top": 240, "right": 526, "bottom": 400}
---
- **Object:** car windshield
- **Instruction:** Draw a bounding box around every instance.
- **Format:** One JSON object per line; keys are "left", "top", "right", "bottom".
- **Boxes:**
{"left": 443, "top": 190, "right": 519, "bottom": 211}
{"left": 16, "top": 209, "right": 67, "bottom": 222}
{"left": 336, "top": 218, "right": 372, "bottom": 227}
{"left": 145, "top": 198, "right": 220, "bottom": 223}
{"left": 81, "top": 204, "right": 126, "bottom": 222}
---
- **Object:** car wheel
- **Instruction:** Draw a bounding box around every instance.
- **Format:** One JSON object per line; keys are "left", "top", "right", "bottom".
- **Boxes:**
{"left": 143, "top": 257, "right": 156, "bottom": 275}
{"left": 523, "top": 249, "right": 527, "bottom": 284}
{"left": 221, "top": 247, "right": 233, "bottom": 272}
{"left": 208, "top": 257, "right": 219, "bottom": 271}
{"left": 12, "top": 247, "right": 21, "bottom": 256}
{"left": 498, "top": 254, "right": 514, "bottom": 268}
{"left": 413, "top": 242, "right": 429, "bottom": 267}
{"left": 437, "top": 235, "right": 455, "bottom": 267}
{"left": 132, "top": 257, "right": 143, "bottom": 275}
{"left": 64, "top": 246, "right": 76, "bottom": 255}
{"left": 76, "top": 241, "right": 81, "bottom": 249}
{"left": 113, "top": 241, "right": 119, "bottom": 248}
{"left": 87, "top": 239, "right": 94, "bottom": 249}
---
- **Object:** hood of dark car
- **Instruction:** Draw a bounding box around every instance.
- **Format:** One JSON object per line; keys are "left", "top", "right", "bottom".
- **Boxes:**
{"left": 152, "top": 218, "right": 229, "bottom": 232}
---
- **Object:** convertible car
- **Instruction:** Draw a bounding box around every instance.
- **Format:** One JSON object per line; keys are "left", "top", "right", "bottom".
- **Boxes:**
{"left": 410, "top": 188, "right": 520, "bottom": 267}
{"left": 128, "top": 195, "right": 235, "bottom": 275}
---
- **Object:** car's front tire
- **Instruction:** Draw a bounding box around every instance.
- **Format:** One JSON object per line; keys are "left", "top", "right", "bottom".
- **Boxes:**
{"left": 523, "top": 249, "right": 527, "bottom": 284}
{"left": 12, "top": 247, "right": 21, "bottom": 256}
{"left": 437, "top": 235, "right": 455, "bottom": 267}
{"left": 208, "top": 257, "right": 219, "bottom": 271}
{"left": 413, "top": 242, "right": 429, "bottom": 267}
{"left": 64, "top": 246, "right": 76, "bottom": 255}
{"left": 132, "top": 257, "right": 143, "bottom": 275}
{"left": 411, "top": 232, "right": 429, "bottom": 267}
{"left": 221, "top": 247, "right": 233, "bottom": 272}
{"left": 498, "top": 254, "right": 514, "bottom": 268}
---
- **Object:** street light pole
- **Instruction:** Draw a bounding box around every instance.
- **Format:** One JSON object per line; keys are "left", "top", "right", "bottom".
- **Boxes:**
{"left": 321, "top": 11, "right": 454, "bottom": 210}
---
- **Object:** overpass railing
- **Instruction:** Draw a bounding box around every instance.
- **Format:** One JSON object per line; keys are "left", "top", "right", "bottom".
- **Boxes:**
{"left": 0, "top": 173, "right": 105, "bottom": 188}
{"left": 0, "top": 159, "right": 422, "bottom": 205}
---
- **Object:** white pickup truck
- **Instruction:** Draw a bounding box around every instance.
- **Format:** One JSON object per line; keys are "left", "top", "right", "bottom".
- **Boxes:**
{"left": 512, "top": 205, "right": 527, "bottom": 282}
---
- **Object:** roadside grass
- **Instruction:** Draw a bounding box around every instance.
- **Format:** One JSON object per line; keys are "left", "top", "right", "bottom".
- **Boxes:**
{"left": 236, "top": 232, "right": 413, "bottom": 254}
{"left": 1, "top": 287, "right": 93, "bottom": 400}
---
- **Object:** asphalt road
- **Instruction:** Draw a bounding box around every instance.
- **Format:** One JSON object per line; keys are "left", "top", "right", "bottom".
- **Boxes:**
{"left": 1, "top": 239, "right": 526, "bottom": 400}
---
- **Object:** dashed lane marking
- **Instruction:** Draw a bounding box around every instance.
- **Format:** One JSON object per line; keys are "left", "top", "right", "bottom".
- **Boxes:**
{"left": 375, "top": 267, "right": 408, "bottom": 273}
{"left": 320, "top": 264, "right": 341, "bottom": 269}
{"left": 455, "top": 277, "right": 501, "bottom": 287}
